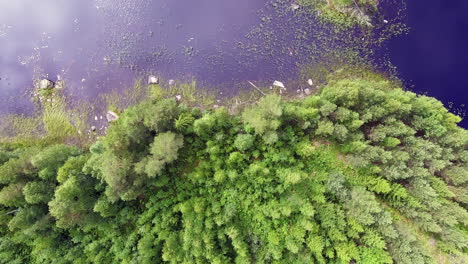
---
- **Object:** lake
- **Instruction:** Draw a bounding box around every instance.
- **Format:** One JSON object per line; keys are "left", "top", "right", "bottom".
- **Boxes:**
{"left": 389, "top": 0, "right": 468, "bottom": 128}
{"left": 2, "top": 0, "right": 464, "bottom": 128}
{"left": 0, "top": 0, "right": 327, "bottom": 113}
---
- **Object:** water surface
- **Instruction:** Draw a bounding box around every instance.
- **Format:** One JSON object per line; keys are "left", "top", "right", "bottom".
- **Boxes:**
{"left": 389, "top": 0, "right": 468, "bottom": 128}
{"left": 1, "top": 0, "right": 401, "bottom": 117}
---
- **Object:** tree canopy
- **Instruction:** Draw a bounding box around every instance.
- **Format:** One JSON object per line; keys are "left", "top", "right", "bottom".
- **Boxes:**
{"left": 0, "top": 76, "right": 467, "bottom": 263}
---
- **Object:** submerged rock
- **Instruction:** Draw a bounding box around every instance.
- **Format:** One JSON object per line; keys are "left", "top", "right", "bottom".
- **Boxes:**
{"left": 54, "top": 80, "right": 65, "bottom": 90}
{"left": 304, "top": 88, "right": 312, "bottom": 95}
{"left": 106, "top": 111, "right": 119, "bottom": 122}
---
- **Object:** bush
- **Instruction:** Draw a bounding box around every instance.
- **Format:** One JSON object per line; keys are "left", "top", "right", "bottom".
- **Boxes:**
{"left": 0, "top": 76, "right": 466, "bottom": 263}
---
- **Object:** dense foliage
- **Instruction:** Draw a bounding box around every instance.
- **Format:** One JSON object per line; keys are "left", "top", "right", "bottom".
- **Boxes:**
{"left": 0, "top": 76, "right": 467, "bottom": 263}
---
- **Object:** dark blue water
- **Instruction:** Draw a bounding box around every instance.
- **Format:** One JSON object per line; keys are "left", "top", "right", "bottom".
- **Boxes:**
{"left": 389, "top": 0, "right": 468, "bottom": 128}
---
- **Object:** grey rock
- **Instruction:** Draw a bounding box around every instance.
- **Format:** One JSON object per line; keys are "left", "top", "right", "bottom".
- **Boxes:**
{"left": 54, "top": 80, "right": 65, "bottom": 90}
{"left": 38, "top": 79, "right": 54, "bottom": 89}
{"left": 273, "top": 80, "right": 285, "bottom": 89}
{"left": 106, "top": 111, "right": 119, "bottom": 122}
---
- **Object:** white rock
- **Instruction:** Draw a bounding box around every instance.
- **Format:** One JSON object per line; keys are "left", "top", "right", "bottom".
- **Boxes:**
{"left": 291, "top": 3, "right": 300, "bottom": 10}
{"left": 94, "top": 115, "right": 98, "bottom": 121}
{"left": 148, "top": 75, "right": 159, "bottom": 84}
{"left": 54, "top": 80, "right": 65, "bottom": 89}
{"left": 168, "top": 79, "right": 175, "bottom": 86}
{"left": 100, "top": 115, "right": 103, "bottom": 120}
{"left": 106, "top": 111, "right": 119, "bottom": 122}
{"left": 175, "top": 94, "right": 182, "bottom": 101}
{"left": 39, "top": 79, "right": 53, "bottom": 89}
{"left": 91, "top": 126, "right": 97, "bottom": 132}
{"left": 273, "top": 80, "right": 285, "bottom": 89}
{"left": 383, "top": 19, "right": 389, "bottom": 24}
{"left": 307, "top": 79, "right": 314, "bottom": 86}
{"left": 304, "top": 88, "right": 312, "bottom": 95}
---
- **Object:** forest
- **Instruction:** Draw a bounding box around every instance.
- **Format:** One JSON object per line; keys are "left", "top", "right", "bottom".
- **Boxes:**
{"left": 0, "top": 68, "right": 467, "bottom": 264}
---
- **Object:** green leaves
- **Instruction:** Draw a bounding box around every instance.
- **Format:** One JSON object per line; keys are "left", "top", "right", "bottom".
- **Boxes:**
{"left": 174, "top": 112, "right": 195, "bottom": 132}
{"left": 31, "top": 145, "right": 81, "bottom": 180}
{"left": 23, "top": 181, "right": 54, "bottom": 204}
{"left": 233, "top": 134, "right": 255, "bottom": 151}
{"left": 0, "top": 76, "right": 467, "bottom": 263}
{"left": 49, "top": 175, "right": 97, "bottom": 229}
{"left": 0, "top": 183, "right": 25, "bottom": 207}
{"left": 242, "top": 94, "right": 282, "bottom": 144}
{"left": 137, "top": 132, "right": 184, "bottom": 178}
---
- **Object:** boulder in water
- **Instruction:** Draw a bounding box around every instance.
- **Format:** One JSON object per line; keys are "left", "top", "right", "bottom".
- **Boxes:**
{"left": 148, "top": 75, "right": 159, "bottom": 84}
{"left": 273, "top": 80, "right": 285, "bottom": 89}
{"left": 38, "top": 79, "right": 54, "bottom": 89}
{"left": 54, "top": 80, "right": 65, "bottom": 90}
{"left": 106, "top": 111, "right": 119, "bottom": 122}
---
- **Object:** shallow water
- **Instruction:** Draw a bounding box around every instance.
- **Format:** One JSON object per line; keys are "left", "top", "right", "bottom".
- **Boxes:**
{"left": 0, "top": 0, "right": 311, "bottom": 113}
{"left": 0, "top": 0, "right": 403, "bottom": 117}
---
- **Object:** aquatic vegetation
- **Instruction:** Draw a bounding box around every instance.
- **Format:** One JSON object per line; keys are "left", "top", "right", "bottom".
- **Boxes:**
{"left": 298, "top": 0, "right": 378, "bottom": 28}
{"left": 0, "top": 73, "right": 466, "bottom": 263}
